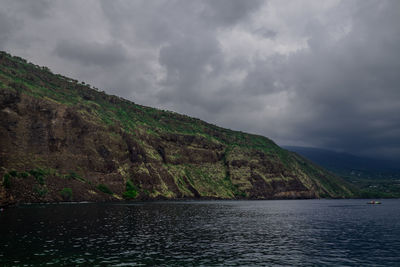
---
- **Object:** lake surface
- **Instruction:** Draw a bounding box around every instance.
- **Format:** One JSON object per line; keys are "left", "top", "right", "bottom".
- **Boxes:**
{"left": 1, "top": 199, "right": 399, "bottom": 266}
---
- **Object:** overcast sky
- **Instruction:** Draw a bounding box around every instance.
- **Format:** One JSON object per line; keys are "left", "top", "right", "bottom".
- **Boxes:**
{"left": 1, "top": 0, "right": 399, "bottom": 160}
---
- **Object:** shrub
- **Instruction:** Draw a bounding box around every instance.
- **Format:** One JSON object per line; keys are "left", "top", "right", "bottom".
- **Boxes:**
{"left": 97, "top": 184, "right": 113, "bottom": 194}
{"left": 123, "top": 190, "right": 138, "bottom": 199}
{"left": 123, "top": 180, "right": 138, "bottom": 199}
{"left": 35, "top": 176, "right": 45, "bottom": 185}
{"left": 66, "top": 171, "right": 85, "bottom": 182}
{"left": 126, "top": 179, "right": 136, "bottom": 191}
{"left": 33, "top": 185, "right": 48, "bottom": 197}
{"left": 9, "top": 170, "right": 18, "bottom": 177}
{"left": 143, "top": 189, "right": 150, "bottom": 195}
{"left": 19, "top": 172, "right": 29, "bottom": 178}
{"left": 29, "top": 168, "right": 46, "bottom": 177}
{"left": 66, "top": 171, "right": 79, "bottom": 179}
{"left": 3, "top": 173, "right": 11, "bottom": 188}
{"left": 29, "top": 168, "right": 46, "bottom": 185}
{"left": 60, "top": 188, "right": 73, "bottom": 201}
{"left": 239, "top": 191, "right": 247, "bottom": 198}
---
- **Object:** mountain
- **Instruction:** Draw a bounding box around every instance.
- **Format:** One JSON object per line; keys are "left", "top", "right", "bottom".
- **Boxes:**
{"left": 0, "top": 51, "right": 356, "bottom": 205}
{"left": 283, "top": 146, "right": 400, "bottom": 175}
{"left": 284, "top": 146, "right": 400, "bottom": 197}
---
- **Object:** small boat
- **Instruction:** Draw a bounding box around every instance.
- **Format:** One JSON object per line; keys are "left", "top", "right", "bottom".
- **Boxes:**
{"left": 367, "top": 200, "right": 381, "bottom": 204}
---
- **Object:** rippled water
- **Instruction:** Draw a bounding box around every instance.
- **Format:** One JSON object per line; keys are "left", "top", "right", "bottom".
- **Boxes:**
{"left": 1, "top": 199, "right": 400, "bottom": 266}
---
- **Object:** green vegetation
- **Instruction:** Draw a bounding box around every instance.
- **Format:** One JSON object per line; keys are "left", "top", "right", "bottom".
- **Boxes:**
{"left": 60, "top": 188, "right": 73, "bottom": 201}
{"left": 123, "top": 190, "right": 138, "bottom": 199}
{"left": 33, "top": 185, "right": 48, "bottom": 197}
{"left": 350, "top": 177, "right": 400, "bottom": 198}
{"left": 123, "top": 179, "right": 138, "bottom": 199}
{"left": 19, "top": 172, "right": 29, "bottom": 178}
{"left": 3, "top": 173, "right": 11, "bottom": 188}
{"left": 1, "top": 168, "right": 88, "bottom": 186}
{"left": 66, "top": 171, "right": 79, "bottom": 179}
{"left": 285, "top": 146, "right": 400, "bottom": 198}
{"left": 65, "top": 171, "right": 86, "bottom": 183}
{"left": 0, "top": 51, "right": 280, "bottom": 151}
{"left": 97, "top": 184, "right": 113, "bottom": 195}
{"left": 29, "top": 168, "right": 46, "bottom": 185}
{"left": 0, "top": 51, "right": 358, "bottom": 202}
{"left": 2, "top": 170, "right": 32, "bottom": 188}
{"left": 8, "top": 170, "right": 18, "bottom": 177}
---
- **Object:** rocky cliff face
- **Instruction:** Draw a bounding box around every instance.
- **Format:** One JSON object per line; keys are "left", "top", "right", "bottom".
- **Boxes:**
{"left": 0, "top": 52, "right": 356, "bottom": 205}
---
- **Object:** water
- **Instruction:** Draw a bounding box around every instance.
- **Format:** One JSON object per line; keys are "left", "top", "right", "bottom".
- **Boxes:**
{"left": 1, "top": 199, "right": 399, "bottom": 266}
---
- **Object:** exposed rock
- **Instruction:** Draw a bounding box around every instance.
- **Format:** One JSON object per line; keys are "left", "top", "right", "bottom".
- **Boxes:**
{"left": 0, "top": 51, "right": 356, "bottom": 205}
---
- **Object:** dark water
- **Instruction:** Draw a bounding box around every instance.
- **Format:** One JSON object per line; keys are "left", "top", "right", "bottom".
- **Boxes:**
{"left": 1, "top": 199, "right": 400, "bottom": 266}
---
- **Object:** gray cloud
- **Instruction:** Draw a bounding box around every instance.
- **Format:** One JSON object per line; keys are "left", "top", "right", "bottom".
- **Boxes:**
{"left": 200, "top": 0, "right": 264, "bottom": 26}
{"left": 0, "top": 0, "right": 399, "bottom": 160}
{"left": 0, "top": 12, "right": 19, "bottom": 47}
{"left": 54, "top": 40, "right": 129, "bottom": 67}
{"left": 281, "top": 0, "right": 400, "bottom": 158}
{"left": 0, "top": 0, "right": 52, "bottom": 18}
{"left": 254, "top": 28, "right": 277, "bottom": 39}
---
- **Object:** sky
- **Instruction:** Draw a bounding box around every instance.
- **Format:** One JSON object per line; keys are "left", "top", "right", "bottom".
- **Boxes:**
{"left": 0, "top": 0, "right": 399, "bottom": 160}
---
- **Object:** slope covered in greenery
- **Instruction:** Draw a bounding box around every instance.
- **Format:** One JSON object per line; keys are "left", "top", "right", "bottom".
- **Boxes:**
{"left": 285, "top": 146, "right": 400, "bottom": 198}
{"left": 0, "top": 51, "right": 356, "bottom": 204}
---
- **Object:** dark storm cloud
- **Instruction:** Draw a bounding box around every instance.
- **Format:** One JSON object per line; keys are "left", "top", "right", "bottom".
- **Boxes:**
{"left": 278, "top": 0, "right": 400, "bottom": 158}
{"left": 0, "top": 0, "right": 399, "bottom": 160}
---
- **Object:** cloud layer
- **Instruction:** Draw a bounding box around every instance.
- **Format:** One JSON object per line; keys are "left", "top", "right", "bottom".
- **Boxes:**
{"left": 1, "top": 0, "right": 399, "bottom": 160}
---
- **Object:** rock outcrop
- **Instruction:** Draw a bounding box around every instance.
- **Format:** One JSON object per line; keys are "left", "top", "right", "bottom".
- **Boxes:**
{"left": 0, "top": 51, "right": 356, "bottom": 204}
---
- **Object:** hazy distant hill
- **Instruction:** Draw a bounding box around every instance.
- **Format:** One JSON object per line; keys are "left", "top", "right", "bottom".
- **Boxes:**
{"left": 284, "top": 146, "right": 400, "bottom": 197}
{"left": 283, "top": 146, "right": 400, "bottom": 178}
{"left": 0, "top": 51, "right": 356, "bottom": 205}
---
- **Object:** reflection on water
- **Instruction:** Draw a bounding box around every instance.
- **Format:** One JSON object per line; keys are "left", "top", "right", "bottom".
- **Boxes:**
{"left": 1, "top": 199, "right": 400, "bottom": 266}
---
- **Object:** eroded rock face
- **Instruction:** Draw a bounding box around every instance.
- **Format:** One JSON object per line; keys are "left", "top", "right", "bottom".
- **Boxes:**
{"left": 0, "top": 52, "right": 355, "bottom": 204}
{"left": 0, "top": 92, "right": 353, "bottom": 204}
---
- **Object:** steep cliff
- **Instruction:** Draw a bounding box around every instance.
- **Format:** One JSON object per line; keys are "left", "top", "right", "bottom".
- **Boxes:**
{"left": 0, "top": 52, "right": 356, "bottom": 204}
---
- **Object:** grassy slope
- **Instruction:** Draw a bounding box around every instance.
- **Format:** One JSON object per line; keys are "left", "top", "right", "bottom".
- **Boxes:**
{"left": 0, "top": 51, "right": 357, "bottom": 201}
{"left": 284, "top": 146, "right": 400, "bottom": 198}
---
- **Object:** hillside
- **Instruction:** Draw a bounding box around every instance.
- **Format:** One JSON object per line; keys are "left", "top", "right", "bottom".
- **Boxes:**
{"left": 284, "top": 146, "right": 400, "bottom": 197}
{"left": 0, "top": 51, "right": 356, "bottom": 205}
